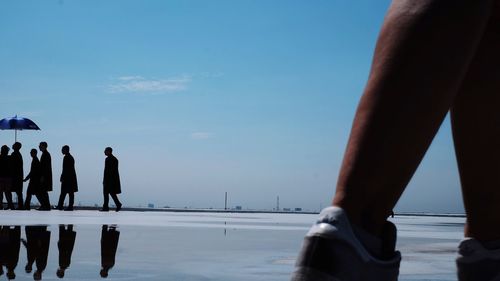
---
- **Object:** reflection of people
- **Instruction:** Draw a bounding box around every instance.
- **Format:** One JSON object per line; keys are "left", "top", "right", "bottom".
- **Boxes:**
{"left": 23, "top": 227, "right": 35, "bottom": 274}
{"left": 38, "top": 142, "right": 52, "bottom": 211}
{"left": 101, "top": 147, "right": 122, "bottom": 212}
{"left": 0, "top": 226, "right": 8, "bottom": 277}
{"left": 56, "top": 146, "right": 78, "bottom": 211}
{"left": 11, "top": 142, "right": 24, "bottom": 210}
{"left": 0, "top": 226, "right": 21, "bottom": 280}
{"left": 0, "top": 145, "right": 14, "bottom": 210}
{"left": 24, "top": 149, "right": 41, "bottom": 211}
{"left": 100, "top": 225, "right": 120, "bottom": 278}
{"left": 23, "top": 226, "right": 51, "bottom": 280}
{"left": 57, "top": 225, "right": 76, "bottom": 278}
{"left": 291, "top": 2, "right": 500, "bottom": 281}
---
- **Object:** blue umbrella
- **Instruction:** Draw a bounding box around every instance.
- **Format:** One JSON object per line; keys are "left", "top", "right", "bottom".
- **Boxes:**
{"left": 0, "top": 115, "right": 41, "bottom": 142}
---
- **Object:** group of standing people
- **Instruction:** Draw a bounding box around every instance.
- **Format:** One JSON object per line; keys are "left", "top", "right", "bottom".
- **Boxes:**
{"left": 0, "top": 142, "right": 122, "bottom": 212}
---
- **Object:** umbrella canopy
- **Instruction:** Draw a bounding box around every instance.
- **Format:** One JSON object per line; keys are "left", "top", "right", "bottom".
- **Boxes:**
{"left": 0, "top": 115, "right": 41, "bottom": 142}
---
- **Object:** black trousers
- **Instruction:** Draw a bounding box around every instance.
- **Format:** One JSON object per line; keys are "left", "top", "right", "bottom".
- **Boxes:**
{"left": 25, "top": 192, "right": 33, "bottom": 209}
{"left": 0, "top": 192, "right": 14, "bottom": 209}
{"left": 15, "top": 191, "right": 23, "bottom": 209}
{"left": 103, "top": 192, "right": 121, "bottom": 208}
{"left": 57, "top": 192, "right": 74, "bottom": 208}
{"left": 36, "top": 191, "right": 51, "bottom": 209}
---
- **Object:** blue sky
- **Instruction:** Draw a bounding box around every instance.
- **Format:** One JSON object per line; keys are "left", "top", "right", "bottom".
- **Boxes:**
{"left": 0, "top": 0, "right": 464, "bottom": 212}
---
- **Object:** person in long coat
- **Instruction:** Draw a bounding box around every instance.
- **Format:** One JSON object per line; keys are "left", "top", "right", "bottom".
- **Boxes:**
{"left": 38, "top": 142, "right": 52, "bottom": 210}
{"left": 101, "top": 147, "right": 122, "bottom": 212}
{"left": 57, "top": 224, "right": 76, "bottom": 278}
{"left": 0, "top": 226, "right": 21, "bottom": 280}
{"left": 24, "top": 149, "right": 41, "bottom": 210}
{"left": 56, "top": 145, "right": 78, "bottom": 211}
{"left": 0, "top": 145, "right": 14, "bottom": 210}
{"left": 23, "top": 225, "right": 50, "bottom": 280}
{"left": 100, "top": 225, "right": 120, "bottom": 278}
{"left": 10, "top": 142, "right": 23, "bottom": 210}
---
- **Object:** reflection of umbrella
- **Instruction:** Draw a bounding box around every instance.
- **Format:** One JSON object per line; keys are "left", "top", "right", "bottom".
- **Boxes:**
{"left": 0, "top": 115, "right": 41, "bottom": 142}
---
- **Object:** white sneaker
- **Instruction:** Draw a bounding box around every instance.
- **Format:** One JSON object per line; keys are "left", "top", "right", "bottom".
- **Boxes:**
{"left": 291, "top": 207, "right": 401, "bottom": 281}
{"left": 457, "top": 238, "right": 500, "bottom": 281}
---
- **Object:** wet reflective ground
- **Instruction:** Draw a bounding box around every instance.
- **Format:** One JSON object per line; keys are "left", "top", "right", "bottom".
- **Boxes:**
{"left": 0, "top": 211, "right": 464, "bottom": 280}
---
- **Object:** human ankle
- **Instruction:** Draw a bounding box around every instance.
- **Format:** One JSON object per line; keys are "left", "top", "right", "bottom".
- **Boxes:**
{"left": 330, "top": 205, "right": 398, "bottom": 259}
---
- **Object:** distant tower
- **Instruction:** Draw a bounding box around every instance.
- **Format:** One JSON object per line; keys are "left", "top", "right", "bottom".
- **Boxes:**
{"left": 276, "top": 196, "right": 280, "bottom": 211}
{"left": 225, "top": 192, "right": 228, "bottom": 210}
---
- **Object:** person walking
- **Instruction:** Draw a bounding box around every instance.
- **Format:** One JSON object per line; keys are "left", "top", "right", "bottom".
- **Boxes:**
{"left": 56, "top": 145, "right": 78, "bottom": 211}
{"left": 10, "top": 142, "right": 24, "bottom": 210}
{"left": 22, "top": 225, "right": 50, "bottom": 280}
{"left": 23, "top": 149, "right": 41, "bottom": 211}
{"left": 38, "top": 142, "right": 52, "bottom": 211}
{"left": 101, "top": 147, "right": 122, "bottom": 212}
{"left": 0, "top": 145, "right": 14, "bottom": 210}
{"left": 291, "top": 1, "right": 500, "bottom": 281}
{"left": 100, "top": 225, "right": 120, "bottom": 278}
{"left": 57, "top": 224, "right": 76, "bottom": 278}
{"left": 0, "top": 226, "right": 21, "bottom": 280}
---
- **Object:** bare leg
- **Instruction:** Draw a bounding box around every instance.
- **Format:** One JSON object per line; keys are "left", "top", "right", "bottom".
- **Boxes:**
{"left": 333, "top": 0, "right": 494, "bottom": 235}
{"left": 451, "top": 6, "right": 500, "bottom": 242}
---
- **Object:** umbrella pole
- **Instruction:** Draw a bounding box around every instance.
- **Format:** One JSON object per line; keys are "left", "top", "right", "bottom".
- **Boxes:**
{"left": 15, "top": 129, "right": 17, "bottom": 142}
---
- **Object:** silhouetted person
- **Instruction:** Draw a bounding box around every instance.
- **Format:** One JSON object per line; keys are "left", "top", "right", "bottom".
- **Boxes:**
{"left": 24, "top": 149, "right": 41, "bottom": 211}
{"left": 0, "top": 226, "right": 8, "bottom": 277}
{"left": 0, "top": 145, "right": 14, "bottom": 210}
{"left": 100, "top": 225, "right": 120, "bottom": 278}
{"left": 101, "top": 147, "right": 122, "bottom": 212}
{"left": 57, "top": 225, "right": 76, "bottom": 278}
{"left": 23, "top": 226, "right": 50, "bottom": 280}
{"left": 11, "top": 142, "right": 24, "bottom": 210}
{"left": 56, "top": 146, "right": 78, "bottom": 211}
{"left": 38, "top": 142, "right": 52, "bottom": 211}
{"left": 22, "top": 227, "right": 35, "bottom": 274}
{"left": 0, "top": 226, "right": 21, "bottom": 280}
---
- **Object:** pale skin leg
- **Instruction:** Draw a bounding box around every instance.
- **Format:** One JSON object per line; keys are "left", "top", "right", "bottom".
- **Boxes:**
{"left": 451, "top": 4, "right": 500, "bottom": 242}
{"left": 332, "top": 0, "right": 494, "bottom": 236}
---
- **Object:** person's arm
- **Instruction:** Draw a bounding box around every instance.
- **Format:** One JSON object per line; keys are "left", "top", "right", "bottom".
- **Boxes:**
{"left": 61, "top": 156, "right": 66, "bottom": 182}
{"left": 24, "top": 167, "right": 31, "bottom": 182}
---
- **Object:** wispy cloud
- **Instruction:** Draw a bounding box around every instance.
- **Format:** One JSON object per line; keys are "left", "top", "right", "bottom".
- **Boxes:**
{"left": 117, "top": 76, "right": 144, "bottom": 81}
{"left": 199, "top": 72, "right": 224, "bottom": 79}
{"left": 190, "top": 132, "right": 214, "bottom": 140}
{"left": 108, "top": 75, "right": 191, "bottom": 94}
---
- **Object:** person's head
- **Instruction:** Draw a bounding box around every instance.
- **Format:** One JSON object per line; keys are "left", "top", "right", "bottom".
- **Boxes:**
{"left": 104, "top": 147, "right": 113, "bottom": 156}
{"left": 12, "top": 142, "right": 21, "bottom": 151}
{"left": 33, "top": 270, "right": 42, "bottom": 280}
{"left": 6, "top": 270, "right": 15, "bottom": 279}
{"left": 1, "top": 145, "right": 10, "bottom": 156}
{"left": 100, "top": 268, "right": 108, "bottom": 278}
{"left": 56, "top": 268, "right": 65, "bottom": 278}
{"left": 30, "top": 149, "right": 37, "bottom": 158}
{"left": 25, "top": 264, "right": 32, "bottom": 273}
{"left": 61, "top": 145, "right": 70, "bottom": 155}
{"left": 39, "top": 142, "right": 48, "bottom": 152}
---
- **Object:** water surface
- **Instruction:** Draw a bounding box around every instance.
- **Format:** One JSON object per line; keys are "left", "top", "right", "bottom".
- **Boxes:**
{"left": 0, "top": 211, "right": 464, "bottom": 280}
